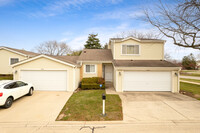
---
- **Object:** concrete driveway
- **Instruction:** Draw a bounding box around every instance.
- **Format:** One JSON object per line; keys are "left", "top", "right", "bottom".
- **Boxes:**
{"left": 0, "top": 91, "right": 72, "bottom": 122}
{"left": 120, "top": 92, "right": 200, "bottom": 122}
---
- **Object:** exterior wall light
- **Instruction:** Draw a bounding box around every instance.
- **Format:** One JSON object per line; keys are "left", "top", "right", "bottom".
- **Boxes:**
{"left": 119, "top": 72, "right": 121, "bottom": 76}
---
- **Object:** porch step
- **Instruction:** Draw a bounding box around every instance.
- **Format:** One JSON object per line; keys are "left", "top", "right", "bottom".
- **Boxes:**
{"left": 105, "top": 82, "right": 113, "bottom": 88}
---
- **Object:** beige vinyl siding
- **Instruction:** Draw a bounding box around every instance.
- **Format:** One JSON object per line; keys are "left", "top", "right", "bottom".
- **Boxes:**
{"left": 113, "top": 39, "right": 164, "bottom": 60}
{"left": 82, "top": 62, "right": 103, "bottom": 78}
{"left": 13, "top": 57, "right": 77, "bottom": 92}
{"left": 75, "top": 67, "right": 80, "bottom": 89}
{"left": 0, "top": 49, "right": 27, "bottom": 74}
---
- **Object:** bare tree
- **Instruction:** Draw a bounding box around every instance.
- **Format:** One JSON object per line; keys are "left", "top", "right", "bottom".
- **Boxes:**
{"left": 197, "top": 54, "right": 200, "bottom": 60}
{"left": 115, "top": 30, "right": 160, "bottom": 39}
{"left": 143, "top": 0, "right": 200, "bottom": 50}
{"left": 164, "top": 53, "right": 172, "bottom": 61}
{"left": 35, "top": 41, "right": 71, "bottom": 56}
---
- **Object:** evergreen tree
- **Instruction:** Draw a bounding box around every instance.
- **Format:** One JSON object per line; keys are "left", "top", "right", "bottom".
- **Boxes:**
{"left": 84, "top": 34, "right": 101, "bottom": 49}
{"left": 182, "top": 53, "right": 197, "bottom": 70}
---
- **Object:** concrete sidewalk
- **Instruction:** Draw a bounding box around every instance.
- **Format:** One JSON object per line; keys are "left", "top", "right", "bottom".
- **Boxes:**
{"left": 181, "top": 76, "right": 200, "bottom": 80}
{"left": 1, "top": 120, "right": 200, "bottom": 133}
{"left": 180, "top": 80, "right": 200, "bottom": 85}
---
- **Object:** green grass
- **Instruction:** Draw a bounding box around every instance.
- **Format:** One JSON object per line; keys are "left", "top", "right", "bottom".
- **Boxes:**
{"left": 180, "top": 70, "right": 200, "bottom": 77}
{"left": 0, "top": 75, "right": 13, "bottom": 80}
{"left": 181, "top": 70, "right": 200, "bottom": 73}
{"left": 57, "top": 90, "right": 123, "bottom": 121}
{"left": 180, "top": 78, "right": 200, "bottom": 83}
{"left": 180, "top": 82, "right": 200, "bottom": 100}
{"left": 181, "top": 73, "right": 200, "bottom": 77}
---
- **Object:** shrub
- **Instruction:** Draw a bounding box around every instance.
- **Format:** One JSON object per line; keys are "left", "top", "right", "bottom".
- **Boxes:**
{"left": 81, "top": 77, "right": 105, "bottom": 90}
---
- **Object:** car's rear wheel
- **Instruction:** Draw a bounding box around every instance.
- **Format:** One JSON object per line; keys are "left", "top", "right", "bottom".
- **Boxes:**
{"left": 4, "top": 97, "right": 13, "bottom": 108}
{"left": 27, "top": 88, "right": 33, "bottom": 96}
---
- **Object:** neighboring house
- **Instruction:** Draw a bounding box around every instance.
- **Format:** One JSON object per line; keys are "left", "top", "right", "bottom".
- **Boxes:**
{"left": 197, "top": 61, "right": 200, "bottom": 69}
{"left": 0, "top": 47, "right": 37, "bottom": 74}
{"left": 11, "top": 37, "right": 180, "bottom": 93}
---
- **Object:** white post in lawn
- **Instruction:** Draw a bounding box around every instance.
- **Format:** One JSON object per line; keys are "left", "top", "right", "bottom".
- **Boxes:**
{"left": 102, "top": 93, "right": 106, "bottom": 116}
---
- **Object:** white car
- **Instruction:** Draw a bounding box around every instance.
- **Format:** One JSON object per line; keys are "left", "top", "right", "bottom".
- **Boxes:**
{"left": 0, "top": 80, "right": 34, "bottom": 108}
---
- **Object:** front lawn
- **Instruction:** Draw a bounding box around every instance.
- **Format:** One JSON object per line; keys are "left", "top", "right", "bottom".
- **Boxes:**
{"left": 0, "top": 75, "right": 13, "bottom": 80}
{"left": 180, "top": 70, "right": 200, "bottom": 77}
{"left": 57, "top": 90, "right": 123, "bottom": 121}
{"left": 180, "top": 78, "right": 200, "bottom": 83}
{"left": 180, "top": 82, "right": 200, "bottom": 100}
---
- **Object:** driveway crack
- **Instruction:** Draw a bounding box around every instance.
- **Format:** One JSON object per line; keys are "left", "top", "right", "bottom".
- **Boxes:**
{"left": 162, "top": 101, "right": 189, "bottom": 120}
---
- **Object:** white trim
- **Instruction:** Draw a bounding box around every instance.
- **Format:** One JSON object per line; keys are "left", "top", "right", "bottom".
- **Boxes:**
{"left": 121, "top": 44, "right": 140, "bottom": 55}
{"left": 84, "top": 64, "right": 96, "bottom": 74}
{"left": 9, "top": 57, "right": 19, "bottom": 65}
{"left": 77, "top": 61, "right": 112, "bottom": 63}
{"left": 114, "top": 67, "right": 181, "bottom": 71}
{"left": 20, "top": 68, "right": 68, "bottom": 71}
{"left": 0, "top": 47, "right": 28, "bottom": 57}
{"left": 73, "top": 67, "right": 76, "bottom": 90}
{"left": 12, "top": 54, "right": 76, "bottom": 68}
{"left": 121, "top": 37, "right": 141, "bottom": 42}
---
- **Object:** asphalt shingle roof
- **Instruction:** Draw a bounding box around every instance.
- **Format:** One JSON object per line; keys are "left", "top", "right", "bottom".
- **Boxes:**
{"left": 78, "top": 49, "right": 113, "bottom": 61}
{"left": 113, "top": 60, "right": 178, "bottom": 67}
{"left": 1, "top": 46, "right": 38, "bottom": 57}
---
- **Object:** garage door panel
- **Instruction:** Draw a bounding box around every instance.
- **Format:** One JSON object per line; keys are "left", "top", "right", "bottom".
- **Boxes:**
{"left": 21, "top": 70, "right": 67, "bottom": 91}
{"left": 123, "top": 71, "right": 171, "bottom": 91}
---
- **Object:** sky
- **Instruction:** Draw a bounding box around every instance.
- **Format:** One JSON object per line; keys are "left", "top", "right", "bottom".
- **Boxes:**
{"left": 0, "top": 0, "right": 199, "bottom": 60}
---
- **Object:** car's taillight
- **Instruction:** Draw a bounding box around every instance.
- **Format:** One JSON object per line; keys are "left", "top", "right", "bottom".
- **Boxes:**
{"left": 0, "top": 92, "right": 3, "bottom": 97}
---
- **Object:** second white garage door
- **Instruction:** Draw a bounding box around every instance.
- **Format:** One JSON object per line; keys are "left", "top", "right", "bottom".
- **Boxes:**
{"left": 123, "top": 71, "right": 171, "bottom": 91}
{"left": 20, "top": 70, "right": 67, "bottom": 91}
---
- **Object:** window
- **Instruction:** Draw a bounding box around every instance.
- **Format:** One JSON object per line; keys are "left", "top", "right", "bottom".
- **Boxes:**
{"left": 4, "top": 82, "right": 18, "bottom": 89}
{"left": 85, "top": 65, "right": 95, "bottom": 73}
{"left": 122, "top": 45, "right": 139, "bottom": 55}
{"left": 16, "top": 81, "right": 27, "bottom": 87}
{"left": 10, "top": 58, "right": 19, "bottom": 65}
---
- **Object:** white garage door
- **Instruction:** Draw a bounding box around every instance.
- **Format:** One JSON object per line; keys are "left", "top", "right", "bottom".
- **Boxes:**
{"left": 123, "top": 71, "right": 171, "bottom": 91}
{"left": 21, "top": 70, "right": 67, "bottom": 91}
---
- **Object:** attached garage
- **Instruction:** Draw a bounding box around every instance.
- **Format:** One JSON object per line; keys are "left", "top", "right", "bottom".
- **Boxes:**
{"left": 113, "top": 60, "right": 181, "bottom": 93}
{"left": 12, "top": 55, "right": 80, "bottom": 92}
{"left": 21, "top": 70, "right": 67, "bottom": 91}
{"left": 123, "top": 71, "right": 171, "bottom": 91}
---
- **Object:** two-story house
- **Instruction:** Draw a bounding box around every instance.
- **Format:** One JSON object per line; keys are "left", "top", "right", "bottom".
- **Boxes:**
{"left": 11, "top": 37, "right": 180, "bottom": 92}
{"left": 0, "top": 47, "right": 37, "bottom": 74}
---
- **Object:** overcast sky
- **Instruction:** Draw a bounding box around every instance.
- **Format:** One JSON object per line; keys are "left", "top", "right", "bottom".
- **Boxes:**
{"left": 0, "top": 0, "right": 199, "bottom": 60}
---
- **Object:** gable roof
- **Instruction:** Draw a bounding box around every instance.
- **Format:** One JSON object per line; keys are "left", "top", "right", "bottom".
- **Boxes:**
{"left": 48, "top": 55, "right": 79, "bottom": 65}
{"left": 0, "top": 46, "right": 38, "bottom": 57}
{"left": 113, "top": 60, "right": 178, "bottom": 67}
{"left": 109, "top": 37, "right": 165, "bottom": 43}
{"left": 12, "top": 54, "right": 78, "bottom": 67}
{"left": 78, "top": 49, "right": 113, "bottom": 61}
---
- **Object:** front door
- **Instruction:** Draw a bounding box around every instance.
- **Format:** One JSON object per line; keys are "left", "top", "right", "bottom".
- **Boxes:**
{"left": 105, "top": 64, "right": 113, "bottom": 82}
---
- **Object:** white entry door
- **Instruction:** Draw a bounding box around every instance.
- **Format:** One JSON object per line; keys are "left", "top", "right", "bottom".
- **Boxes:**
{"left": 105, "top": 65, "right": 113, "bottom": 82}
{"left": 123, "top": 71, "right": 171, "bottom": 91}
{"left": 20, "top": 70, "right": 67, "bottom": 91}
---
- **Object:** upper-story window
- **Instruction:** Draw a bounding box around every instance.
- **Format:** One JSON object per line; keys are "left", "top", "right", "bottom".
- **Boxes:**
{"left": 10, "top": 58, "right": 19, "bottom": 65}
{"left": 122, "top": 44, "right": 140, "bottom": 55}
{"left": 85, "top": 64, "right": 96, "bottom": 73}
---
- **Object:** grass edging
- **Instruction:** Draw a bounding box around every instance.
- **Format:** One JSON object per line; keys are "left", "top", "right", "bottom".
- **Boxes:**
{"left": 180, "top": 82, "right": 200, "bottom": 100}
